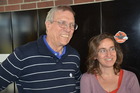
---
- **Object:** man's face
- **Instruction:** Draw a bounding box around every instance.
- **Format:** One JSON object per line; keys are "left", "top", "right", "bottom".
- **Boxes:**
{"left": 46, "top": 10, "right": 75, "bottom": 48}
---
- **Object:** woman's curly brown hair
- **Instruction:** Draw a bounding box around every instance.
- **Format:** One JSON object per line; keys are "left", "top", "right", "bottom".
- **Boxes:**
{"left": 87, "top": 33, "right": 123, "bottom": 75}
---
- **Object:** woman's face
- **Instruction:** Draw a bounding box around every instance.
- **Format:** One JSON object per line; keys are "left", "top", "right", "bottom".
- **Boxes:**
{"left": 95, "top": 38, "right": 117, "bottom": 68}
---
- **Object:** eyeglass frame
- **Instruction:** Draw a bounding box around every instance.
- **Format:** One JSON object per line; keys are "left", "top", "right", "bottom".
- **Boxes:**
{"left": 97, "top": 46, "right": 116, "bottom": 55}
{"left": 50, "top": 20, "right": 78, "bottom": 30}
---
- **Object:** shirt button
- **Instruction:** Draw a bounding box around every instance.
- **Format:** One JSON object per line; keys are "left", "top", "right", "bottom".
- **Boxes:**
{"left": 69, "top": 73, "right": 73, "bottom": 77}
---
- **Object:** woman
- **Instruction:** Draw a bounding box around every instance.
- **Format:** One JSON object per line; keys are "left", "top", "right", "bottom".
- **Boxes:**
{"left": 80, "top": 33, "right": 140, "bottom": 93}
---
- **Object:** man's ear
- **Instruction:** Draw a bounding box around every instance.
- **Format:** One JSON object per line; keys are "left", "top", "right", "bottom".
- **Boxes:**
{"left": 45, "top": 21, "right": 51, "bottom": 29}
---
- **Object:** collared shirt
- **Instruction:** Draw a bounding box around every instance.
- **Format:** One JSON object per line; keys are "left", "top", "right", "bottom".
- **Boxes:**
{"left": 43, "top": 35, "right": 66, "bottom": 59}
{"left": 0, "top": 35, "right": 81, "bottom": 93}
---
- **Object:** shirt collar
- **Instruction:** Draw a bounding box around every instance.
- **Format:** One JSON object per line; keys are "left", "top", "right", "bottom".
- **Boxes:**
{"left": 43, "top": 35, "right": 66, "bottom": 59}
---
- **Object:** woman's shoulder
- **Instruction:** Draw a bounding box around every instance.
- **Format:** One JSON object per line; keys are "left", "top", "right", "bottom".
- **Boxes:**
{"left": 81, "top": 73, "right": 96, "bottom": 80}
{"left": 122, "top": 69, "right": 138, "bottom": 81}
{"left": 121, "top": 69, "right": 140, "bottom": 92}
{"left": 82, "top": 72, "right": 94, "bottom": 76}
{"left": 123, "top": 69, "right": 136, "bottom": 76}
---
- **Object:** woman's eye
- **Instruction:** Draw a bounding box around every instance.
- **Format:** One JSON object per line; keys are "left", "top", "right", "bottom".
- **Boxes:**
{"left": 99, "top": 49, "right": 106, "bottom": 53}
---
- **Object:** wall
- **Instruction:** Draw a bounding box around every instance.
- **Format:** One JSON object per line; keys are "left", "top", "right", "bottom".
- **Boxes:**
{"left": 0, "top": 0, "right": 112, "bottom": 12}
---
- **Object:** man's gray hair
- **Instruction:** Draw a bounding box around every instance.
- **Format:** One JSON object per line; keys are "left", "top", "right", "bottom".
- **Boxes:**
{"left": 45, "top": 6, "right": 75, "bottom": 22}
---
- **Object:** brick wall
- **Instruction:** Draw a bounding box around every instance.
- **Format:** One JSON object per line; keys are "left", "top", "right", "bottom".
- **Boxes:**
{"left": 0, "top": 0, "right": 112, "bottom": 12}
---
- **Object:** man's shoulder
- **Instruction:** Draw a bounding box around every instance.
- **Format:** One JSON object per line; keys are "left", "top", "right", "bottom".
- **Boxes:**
{"left": 18, "top": 41, "right": 37, "bottom": 52}
{"left": 66, "top": 45, "right": 79, "bottom": 55}
{"left": 16, "top": 36, "right": 44, "bottom": 54}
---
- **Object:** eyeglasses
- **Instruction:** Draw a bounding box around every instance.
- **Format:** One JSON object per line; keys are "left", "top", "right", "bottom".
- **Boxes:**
{"left": 52, "top": 20, "right": 78, "bottom": 30}
{"left": 98, "top": 47, "right": 116, "bottom": 54}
